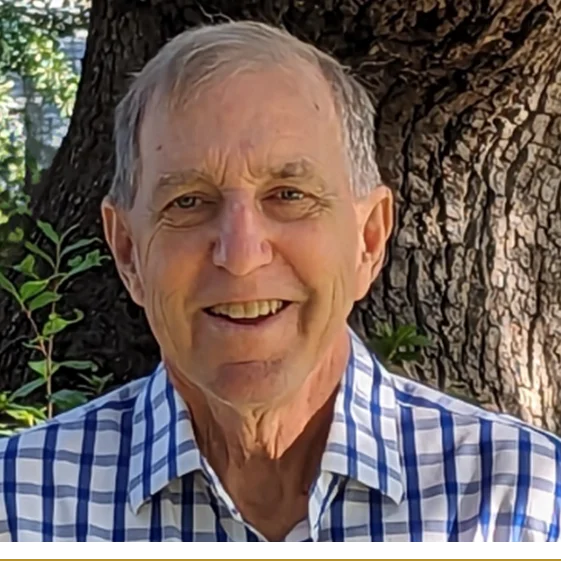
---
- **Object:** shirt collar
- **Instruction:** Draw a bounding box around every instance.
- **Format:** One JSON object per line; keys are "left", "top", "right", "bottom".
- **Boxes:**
{"left": 127, "top": 362, "right": 203, "bottom": 514}
{"left": 127, "top": 329, "right": 404, "bottom": 513}
{"left": 319, "top": 330, "right": 404, "bottom": 503}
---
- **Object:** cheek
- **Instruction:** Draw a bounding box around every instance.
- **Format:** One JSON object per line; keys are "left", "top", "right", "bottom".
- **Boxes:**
{"left": 277, "top": 221, "right": 359, "bottom": 301}
{"left": 140, "top": 228, "right": 208, "bottom": 310}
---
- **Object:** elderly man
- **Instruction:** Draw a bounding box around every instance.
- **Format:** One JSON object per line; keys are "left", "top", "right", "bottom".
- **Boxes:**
{"left": 1, "top": 21, "right": 560, "bottom": 543}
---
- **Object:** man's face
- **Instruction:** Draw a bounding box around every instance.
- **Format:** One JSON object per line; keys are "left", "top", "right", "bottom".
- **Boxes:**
{"left": 103, "top": 62, "right": 393, "bottom": 408}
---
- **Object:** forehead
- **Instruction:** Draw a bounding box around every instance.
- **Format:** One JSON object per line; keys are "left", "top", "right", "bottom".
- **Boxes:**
{"left": 138, "top": 61, "right": 348, "bottom": 188}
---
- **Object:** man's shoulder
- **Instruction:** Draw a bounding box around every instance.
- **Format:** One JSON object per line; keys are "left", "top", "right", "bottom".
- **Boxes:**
{"left": 0, "top": 375, "right": 149, "bottom": 462}
{"left": 387, "top": 367, "right": 561, "bottom": 504}
{"left": 0, "top": 375, "right": 151, "bottom": 541}
{"left": 382, "top": 367, "right": 561, "bottom": 540}
{"left": 389, "top": 370, "right": 561, "bottom": 449}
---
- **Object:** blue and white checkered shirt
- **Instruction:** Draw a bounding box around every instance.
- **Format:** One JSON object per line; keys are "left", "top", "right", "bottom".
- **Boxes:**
{"left": 1, "top": 330, "right": 560, "bottom": 541}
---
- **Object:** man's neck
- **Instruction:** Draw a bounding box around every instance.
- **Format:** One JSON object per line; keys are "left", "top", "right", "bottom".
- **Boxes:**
{"left": 168, "top": 331, "right": 350, "bottom": 540}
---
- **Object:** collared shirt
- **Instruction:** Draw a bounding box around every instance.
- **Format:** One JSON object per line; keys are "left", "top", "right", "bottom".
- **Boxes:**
{"left": 0, "top": 330, "right": 560, "bottom": 542}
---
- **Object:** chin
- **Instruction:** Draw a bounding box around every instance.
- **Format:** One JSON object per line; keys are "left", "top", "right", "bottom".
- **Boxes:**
{"left": 207, "top": 358, "right": 301, "bottom": 408}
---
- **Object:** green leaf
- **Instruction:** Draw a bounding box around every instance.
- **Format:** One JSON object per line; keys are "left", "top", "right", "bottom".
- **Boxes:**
{"left": 37, "top": 220, "right": 59, "bottom": 244}
{"left": 13, "top": 254, "right": 37, "bottom": 278}
{"left": 68, "top": 255, "right": 82, "bottom": 267}
{"left": 42, "top": 308, "right": 84, "bottom": 336}
{"left": 50, "top": 389, "right": 88, "bottom": 412}
{"left": 21, "top": 342, "right": 43, "bottom": 352}
{"left": 9, "top": 378, "right": 46, "bottom": 401}
{"left": 0, "top": 270, "right": 20, "bottom": 301}
{"left": 28, "top": 291, "right": 61, "bottom": 311}
{"left": 14, "top": 204, "right": 31, "bottom": 217}
{"left": 24, "top": 241, "right": 55, "bottom": 269}
{"left": 58, "top": 360, "right": 98, "bottom": 372}
{"left": 367, "top": 338, "right": 393, "bottom": 363}
{"left": 42, "top": 316, "right": 70, "bottom": 337}
{"left": 394, "top": 324, "right": 417, "bottom": 347}
{"left": 7, "top": 227, "right": 24, "bottom": 243}
{"left": 0, "top": 427, "right": 17, "bottom": 437}
{"left": 406, "top": 334, "right": 432, "bottom": 348}
{"left": 67, "top": 249, "right": 106, "bottom": 276}
{"left": 28, "top": 359, "right": 51, "bottom": 378}
{"left": 61, "top": 237, "right": 101, "bottom": 257}
{"left": 19, "top": 279, "right": 49, "bottom": 302}
{"left": 379, "top": 323, "right": 393, "bottom": 338}
{"left": 77, "top": 372, "right": 114, "bottom": 396}
{"left": 5, "top": 404, "right": 47, "bottom": 426}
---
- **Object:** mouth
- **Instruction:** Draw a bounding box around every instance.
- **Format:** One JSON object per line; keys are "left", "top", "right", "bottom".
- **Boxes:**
{"left": 203, "top": 299, "right": 292, "bottom": 326}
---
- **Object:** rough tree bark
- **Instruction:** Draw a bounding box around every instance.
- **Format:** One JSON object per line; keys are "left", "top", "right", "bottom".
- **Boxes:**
{"left": 1, "top": 0, "right": 560, "bottom": 431}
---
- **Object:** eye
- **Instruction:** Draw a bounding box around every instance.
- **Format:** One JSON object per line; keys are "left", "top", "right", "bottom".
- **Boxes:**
{"left": 172, "top": 195, "right": 202, "bottom": 209}
{"left": 274, "top": 188, "right": 305, "bottom": 201}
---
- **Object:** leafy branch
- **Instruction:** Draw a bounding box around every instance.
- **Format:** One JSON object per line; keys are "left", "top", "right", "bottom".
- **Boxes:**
{"left": 0, "top": 213, "right": 111, "bottom": 431}
{"left": 367, "top": 322, "right": 432, "bottom": 370}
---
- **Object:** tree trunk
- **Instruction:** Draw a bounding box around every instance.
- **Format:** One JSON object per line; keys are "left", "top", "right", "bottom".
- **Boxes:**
{"left": 1, "top": 0, "right": 560, "bottom": 431}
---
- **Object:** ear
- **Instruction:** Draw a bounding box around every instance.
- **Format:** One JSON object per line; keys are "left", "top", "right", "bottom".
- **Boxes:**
{"left": 101, "top": 197, "right": 145, "bottom": 307}
{"left": 354, "top": 185, "right": 394, "bottom": 301}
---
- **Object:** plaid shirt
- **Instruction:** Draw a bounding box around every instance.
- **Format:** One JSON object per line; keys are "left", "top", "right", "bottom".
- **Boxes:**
{"left": 0, "top": 330, "right": 560, "bottom": 542}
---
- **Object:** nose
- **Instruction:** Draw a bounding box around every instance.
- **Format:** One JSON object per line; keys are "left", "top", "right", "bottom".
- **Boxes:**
{"left": 212, "top": 199, "right": 273, "bottom": 276}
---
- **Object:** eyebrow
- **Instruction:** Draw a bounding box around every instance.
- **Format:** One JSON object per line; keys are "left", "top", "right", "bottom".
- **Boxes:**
{"left": 155, "top": 169, "right": 210, "bottom": 191}
{"left": 268, "top": 159, "right": 316, "bottom": 181}
{"left": 153, "top": 159, "right": 323, "bottom": 199}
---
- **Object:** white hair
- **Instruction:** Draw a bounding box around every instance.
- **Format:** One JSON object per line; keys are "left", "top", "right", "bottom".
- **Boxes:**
{"left": 109, "top": 20, "right": 381, "bottom": 208}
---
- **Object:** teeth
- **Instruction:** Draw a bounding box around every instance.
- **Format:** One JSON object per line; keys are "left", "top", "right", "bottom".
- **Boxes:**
{"left": 209, "top": 300, "right": 284, "bottom": 319}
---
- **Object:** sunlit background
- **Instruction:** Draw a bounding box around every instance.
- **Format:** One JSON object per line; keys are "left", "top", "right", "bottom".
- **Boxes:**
{"left": 0, "top": 0, "right": 89, "bottom": 221}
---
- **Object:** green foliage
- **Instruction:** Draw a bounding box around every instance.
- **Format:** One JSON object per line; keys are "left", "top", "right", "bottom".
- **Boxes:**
{"left": 0, "top": 0, "right": 88, "bottom": 222}
{"left": 0, "top": 1, "right": 84, "bottom": 115}
{"left": 0, "top": 75, "right": 25, "bottom": 191}
{"left": 369, "top": 326, "right": 481, "bottom": 406}
{"left": 0, "top": 207, "right": 112, "bottom": 435}
{"left": 0, "top": 0, "right": 112, "bottom": 437}
{"left": 367, "top": 322, "right": 432, "bottom": 370}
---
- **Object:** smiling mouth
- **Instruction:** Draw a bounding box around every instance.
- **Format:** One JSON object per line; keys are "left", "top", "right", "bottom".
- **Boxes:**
{"left": 203, "top": 299, "right": 291, "bottom": 325}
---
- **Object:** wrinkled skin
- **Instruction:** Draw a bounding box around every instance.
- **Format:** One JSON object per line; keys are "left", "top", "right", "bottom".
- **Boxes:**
{"left": 103, "top": 62, "right": 392, "bottom": 409}
{"left": 102, "top": 60, "right": 393, "bottom": 540}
